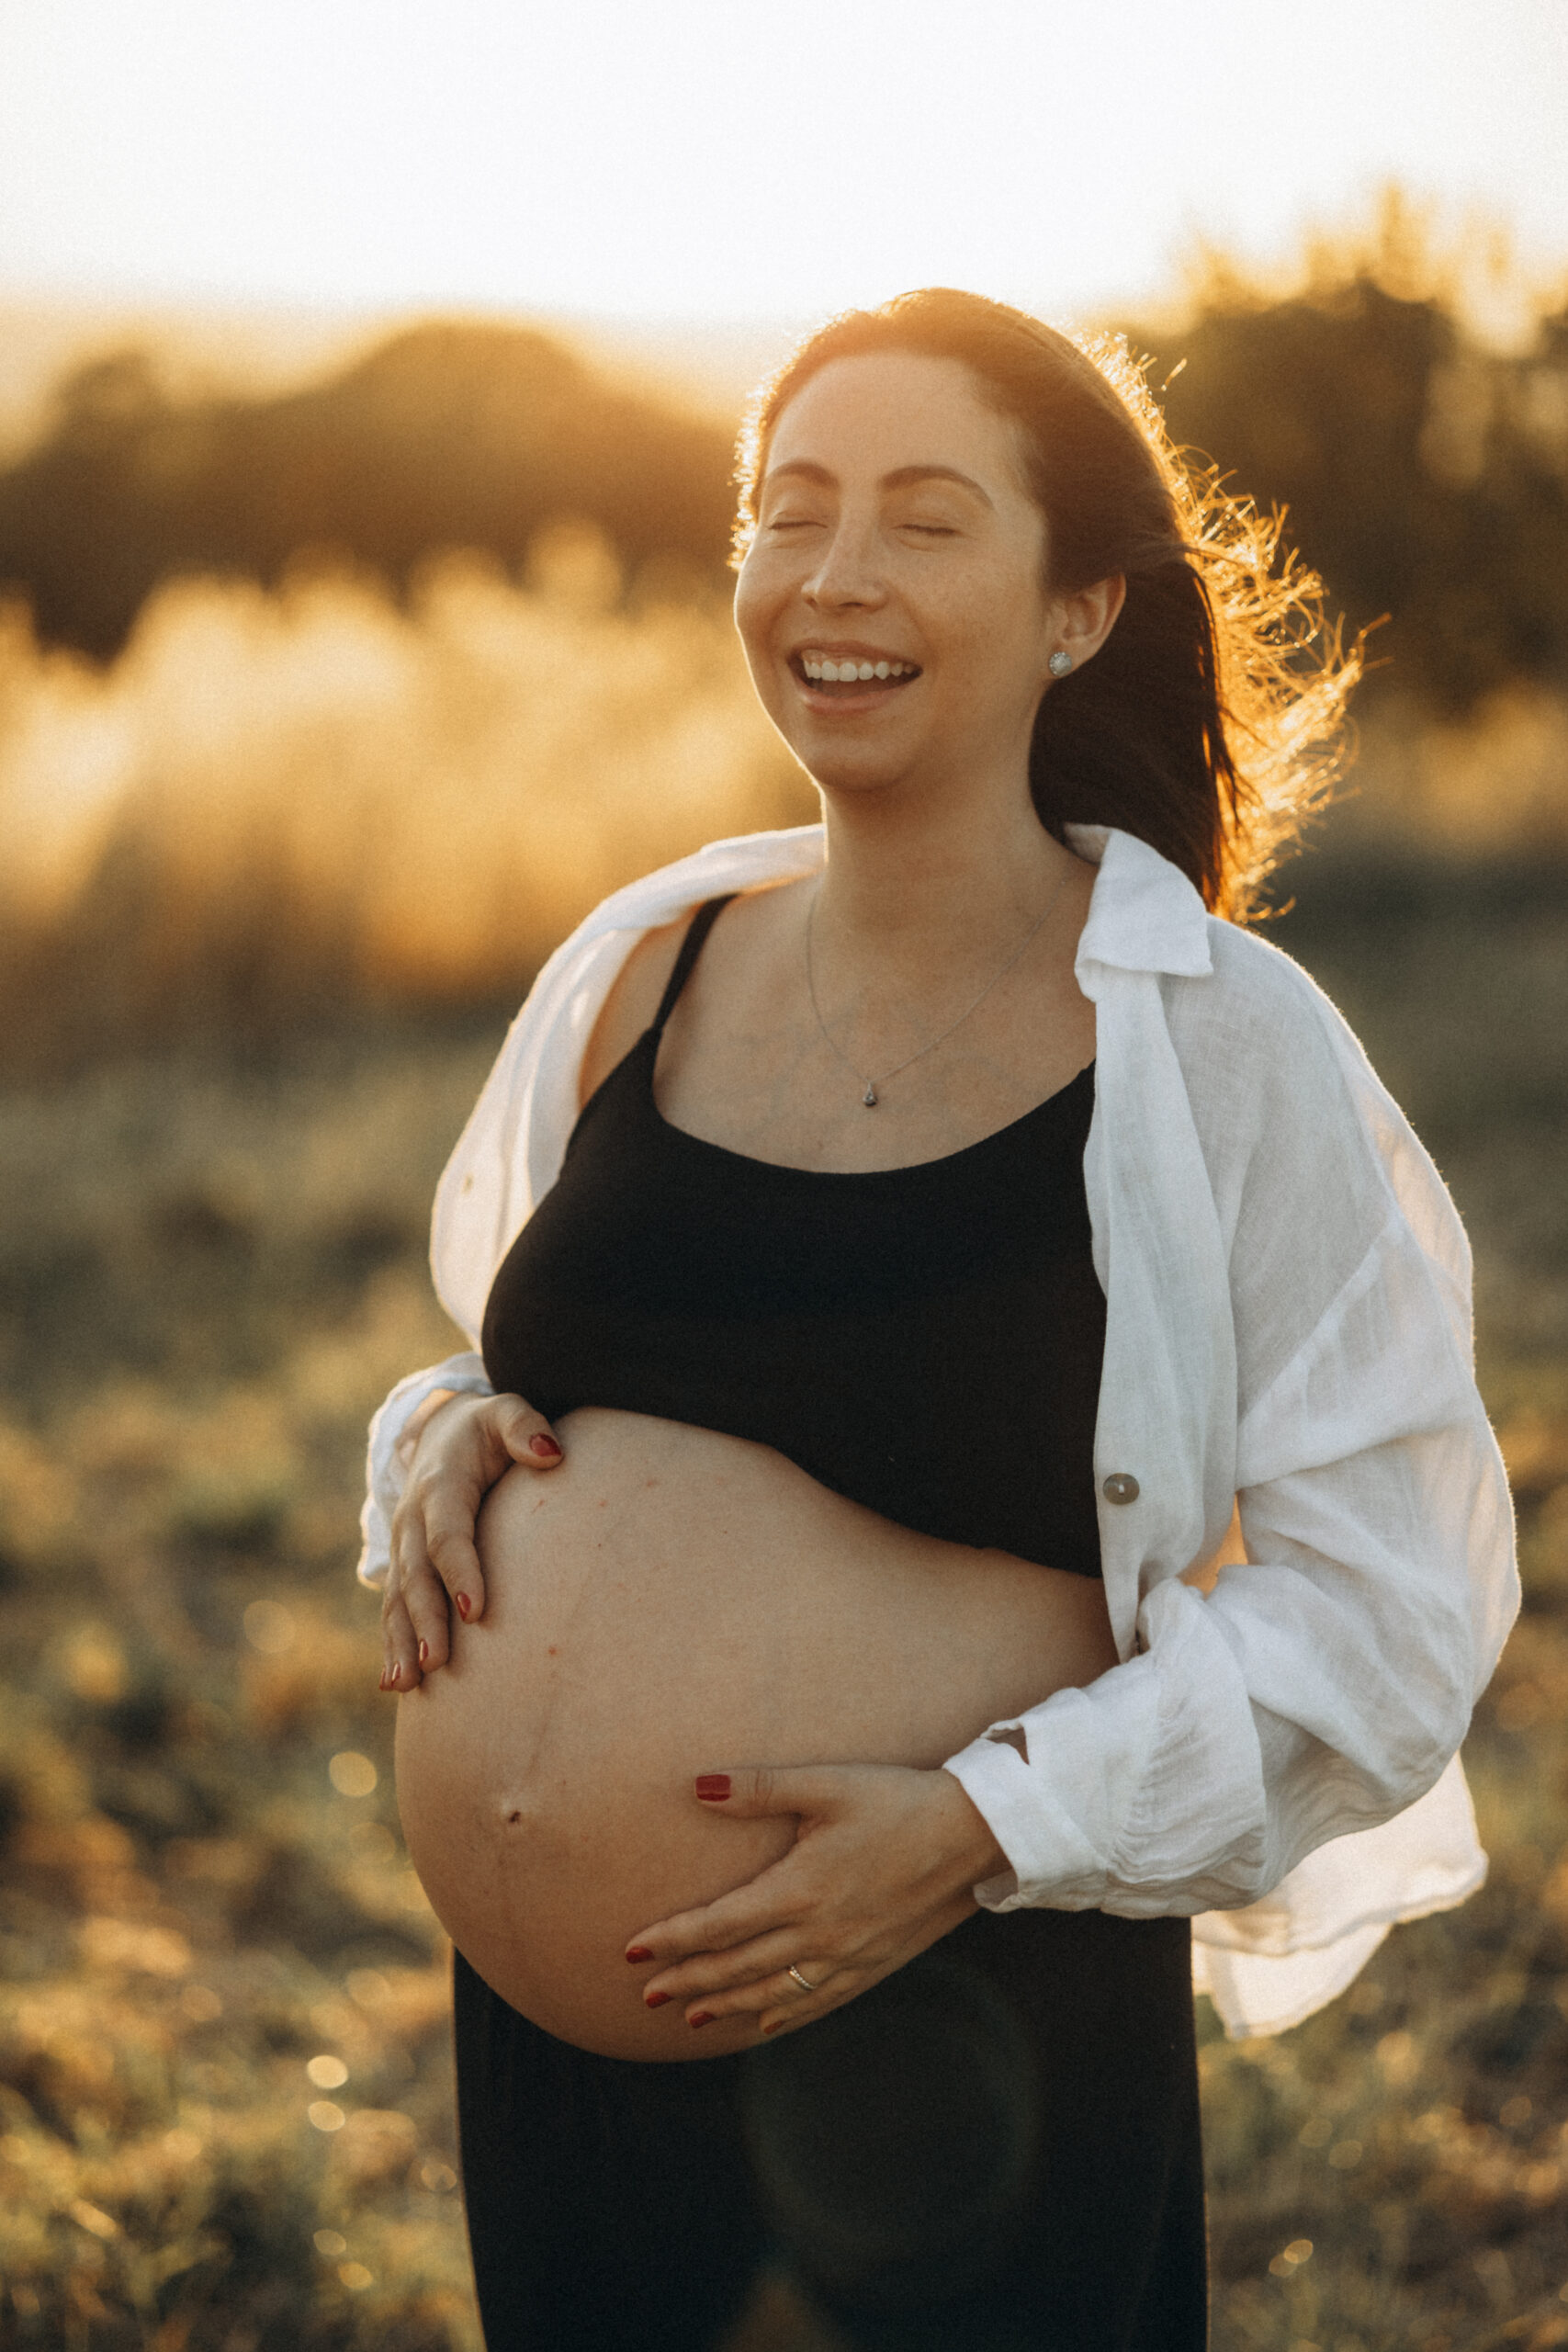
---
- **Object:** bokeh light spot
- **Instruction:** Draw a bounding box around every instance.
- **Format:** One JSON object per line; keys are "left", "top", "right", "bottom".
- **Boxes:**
{"left": 67, "top": 2200, "right": 118, "bottom": 2240}
{"left": 328, "top": 1749, "right": 378, "bottom": 1796}
{"left": 243, "top": 1600, "right": 297, "bottom": 1655}
{"left": 60, "top": 1624, "right": 129, "bottom": 1703}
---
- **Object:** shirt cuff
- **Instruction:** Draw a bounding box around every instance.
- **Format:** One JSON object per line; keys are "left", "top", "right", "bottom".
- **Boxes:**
{"left": 942, "top": 1659, "right": 1160, "bottom": 1913}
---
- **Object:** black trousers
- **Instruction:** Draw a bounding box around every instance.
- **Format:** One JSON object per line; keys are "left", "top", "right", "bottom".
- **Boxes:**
{"left": 453, "top": 1906, "right": 1207, "bottom": 2352}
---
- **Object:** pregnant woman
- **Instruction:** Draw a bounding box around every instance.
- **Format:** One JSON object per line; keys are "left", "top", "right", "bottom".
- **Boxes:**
{"left": 361, "top": 290, "right": 1517, "bottom": 2351}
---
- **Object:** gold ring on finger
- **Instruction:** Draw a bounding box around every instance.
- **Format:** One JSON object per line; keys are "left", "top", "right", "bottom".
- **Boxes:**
{"left": 787, "top": 1965, "right": 819, "bottom": 1995}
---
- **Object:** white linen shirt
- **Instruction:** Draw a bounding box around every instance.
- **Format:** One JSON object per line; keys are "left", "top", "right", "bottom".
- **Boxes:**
{"left": 359, "top": 820, "right": 1517, "bottom": 2040}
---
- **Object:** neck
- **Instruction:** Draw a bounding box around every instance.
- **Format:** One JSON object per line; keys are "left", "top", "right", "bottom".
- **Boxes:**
{"left": 810, "top": 772, "right": 1080, "bottom": 971}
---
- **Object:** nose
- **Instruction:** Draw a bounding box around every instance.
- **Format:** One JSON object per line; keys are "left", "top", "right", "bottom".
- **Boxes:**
{"left": 802, "top": 513, "right": 886, "bottom": 612}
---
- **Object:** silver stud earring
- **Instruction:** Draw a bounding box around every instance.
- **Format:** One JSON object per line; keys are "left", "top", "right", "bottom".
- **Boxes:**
{"left": 1048, "top": 650, "right": 1074, "bottom": 678}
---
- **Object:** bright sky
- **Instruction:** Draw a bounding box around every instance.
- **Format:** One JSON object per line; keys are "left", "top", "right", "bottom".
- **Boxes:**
{"left": 1, "top": 0, "right": 1564, "bottom": 325}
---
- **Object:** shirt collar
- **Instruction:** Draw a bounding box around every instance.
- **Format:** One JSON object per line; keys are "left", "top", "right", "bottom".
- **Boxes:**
{"left": 1068, "top": 824, "right": 1213, "bottom": 979}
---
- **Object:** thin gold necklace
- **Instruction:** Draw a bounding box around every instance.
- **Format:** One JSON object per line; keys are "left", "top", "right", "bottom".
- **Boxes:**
{"left": 803, "top": 868, "right": 1073, "bottom": 1108}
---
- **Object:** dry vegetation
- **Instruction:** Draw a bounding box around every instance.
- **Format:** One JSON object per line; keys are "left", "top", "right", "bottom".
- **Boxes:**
{"left": 0, "top": 538, "right": 811, "bottom": 1074}
{"left": 0, "top": 1026, "right": 491, "bottom": 2352}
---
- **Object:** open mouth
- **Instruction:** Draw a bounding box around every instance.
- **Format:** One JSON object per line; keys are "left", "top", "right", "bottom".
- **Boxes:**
{"left": 791, "top": 650, "right": 922, "bottom": 695}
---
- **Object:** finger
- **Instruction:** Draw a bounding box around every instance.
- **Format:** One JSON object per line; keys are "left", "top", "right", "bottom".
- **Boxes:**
{"left": 490, "top": 1395, "right": 565, "bottom": 1469}
{"left": 378, "top": 1592, "right": 423, "bottom": 1692}
{"left": 625, "top": 1776, "right": 852, "bottom": 1961}
{"left": 626, "top": 1856, "right": 816, "bottom": 1965}
{"left": 688, "top": 1764, "right": 852, "bottom": 1821}
{"left": 402, "top": 1558, "right": 456, "bottom": 1671}
{"left": 387, "top": 1530, "right": 457, "bottom": 1667}
{"left": 693, "top": 1962, "right": 855, "bottom": 2036}
{"left": 756, "top": 1977, "right": 862, "bottom": 2041}
{"left": 685, "top": 1960, "right": 838, "bottom": 2027}
{"left": 423, "top": 1507, "right": 488, "bottom": 1627}
{"left": 638, "top": 1928, "right": 816, "bottom": 2007}
{"left": 403, "top": 1396, "right": 562, "bottom": 1631}
{"left": 741, "top": 1894, "right": 977, "bottom": 2036}
{"left": 751, "top": 1921, "right": 964, "bottom": 2041}
{"left": 389, "top": 1475, "right": 442, "bottom": 1595}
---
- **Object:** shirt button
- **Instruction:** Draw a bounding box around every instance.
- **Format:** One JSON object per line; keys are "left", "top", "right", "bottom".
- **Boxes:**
{"left": 1102, "top": 1473, "right": 1140, "bottom": 1505}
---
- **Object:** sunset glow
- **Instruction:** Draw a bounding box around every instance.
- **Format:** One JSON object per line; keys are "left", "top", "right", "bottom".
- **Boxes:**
{"left": 0, "top": 0, "right": 1563, "bottom": 325}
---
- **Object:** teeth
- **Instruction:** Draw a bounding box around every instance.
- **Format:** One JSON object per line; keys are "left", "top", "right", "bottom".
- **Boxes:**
{"left": 801, "top": 654, "right": 915, "bottom": 683}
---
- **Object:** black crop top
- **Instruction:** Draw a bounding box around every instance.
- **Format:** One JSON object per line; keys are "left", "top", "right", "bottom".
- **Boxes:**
{"left": 481, "top": 897, "right": 1108, "bottom": 1580}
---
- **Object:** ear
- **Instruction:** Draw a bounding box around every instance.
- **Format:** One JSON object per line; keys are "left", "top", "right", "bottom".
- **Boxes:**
{"left": 1050, "top": 573, "right": 1126, "bottom": 674}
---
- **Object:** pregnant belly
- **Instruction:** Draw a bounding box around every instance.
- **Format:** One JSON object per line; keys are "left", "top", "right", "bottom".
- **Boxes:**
{"left": 394, "top": 1408, "right": 1117, "bottom": 2062}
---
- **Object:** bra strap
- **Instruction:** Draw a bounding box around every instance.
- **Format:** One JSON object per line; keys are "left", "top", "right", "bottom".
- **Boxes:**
{"left": 650, "top": 895, "right": 738, "bottom": 1035}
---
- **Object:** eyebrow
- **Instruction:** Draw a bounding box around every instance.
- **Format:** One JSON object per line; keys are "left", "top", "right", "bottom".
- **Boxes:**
{"left": 761, "top": 459, "right": 995, "bottom": 507}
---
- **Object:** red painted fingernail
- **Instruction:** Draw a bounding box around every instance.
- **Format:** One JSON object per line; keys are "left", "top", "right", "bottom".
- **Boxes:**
{"left": 625, "top": 1946, "right": 654, "bottom": 1964}
{"left": 378, "top": 1668, "right": 389, "bottom": 1690}
{"left": 418, "top": 1639, "right": 429, "bottom": 1667}
{"left": 529, "top": 1434, "right": 562, "bottom": 1459}
{"left": 456, "top": 1592, "right": 471, "bottom": 1621}
{"left": 761, "top": 2019, "right": 784, "bottom": 2036}
{"left": 645, "top": 1990, "right": 672, "bottom": 2008}
{"left": 694, "top": 1775, "right": 730, "bottom": 1802}
{"left": 689, "top": 2011, "right": 716, "bottom": 2030}
{"left": 389, "top": 1661, "right": 401, "bottom": 1687}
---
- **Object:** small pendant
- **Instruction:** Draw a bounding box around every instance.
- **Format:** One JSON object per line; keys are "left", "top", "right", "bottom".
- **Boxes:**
{"left": 862, "top": 1082, "right": 878, "bottom": 1107}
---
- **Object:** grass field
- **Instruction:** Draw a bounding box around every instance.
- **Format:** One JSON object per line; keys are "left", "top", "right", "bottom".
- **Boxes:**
{"left": 0, "top": 848, "right": 1565, "bottom": 2352}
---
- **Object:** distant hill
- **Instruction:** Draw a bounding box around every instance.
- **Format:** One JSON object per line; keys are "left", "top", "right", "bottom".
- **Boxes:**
{"left": 0, "top": 320, "right": 739, "bottom": 660}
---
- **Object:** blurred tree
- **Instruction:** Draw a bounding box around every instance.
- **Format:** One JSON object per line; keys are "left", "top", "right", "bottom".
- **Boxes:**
{"left": 1123, "top": 246, "right": 1568, "bottom": 713}
{"left": 0, "top": 322, "right": 737, "bottom": 660}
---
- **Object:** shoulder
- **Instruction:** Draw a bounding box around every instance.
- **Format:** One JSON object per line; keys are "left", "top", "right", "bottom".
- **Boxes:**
{"left": 1159, "top": 918, "right": 1407, "bottom": 1258}
{"left": 1164, "top": 918, "right": 1371, "bottom": 1117}
{"left": 576, "top": 917, "right": 689, "bottom": 1103}
{"left": 1197, "top": 916, "right": 1348, "bottom": 1035}
{"left": 577, "top": 875, "right": 815, "bottom": 1106}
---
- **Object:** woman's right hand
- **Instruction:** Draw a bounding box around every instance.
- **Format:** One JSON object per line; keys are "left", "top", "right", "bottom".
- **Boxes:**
{"left": 380, "top": 1391, "right": 564, "bottom": 1690}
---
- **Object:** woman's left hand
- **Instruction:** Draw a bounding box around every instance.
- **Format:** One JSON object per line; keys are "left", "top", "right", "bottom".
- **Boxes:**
{"left": 626, "top": 1764, "right": 1010, "bottom": 2041}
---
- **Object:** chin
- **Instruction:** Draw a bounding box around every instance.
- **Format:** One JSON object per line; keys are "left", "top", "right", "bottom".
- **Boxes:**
{"left": 787, "top": 731, "right": 922, "bottom": 800}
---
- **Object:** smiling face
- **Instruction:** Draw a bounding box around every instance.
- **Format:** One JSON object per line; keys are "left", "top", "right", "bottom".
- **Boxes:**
{"left": 734, "top": 350, "right": 1059, "bottom": 806}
